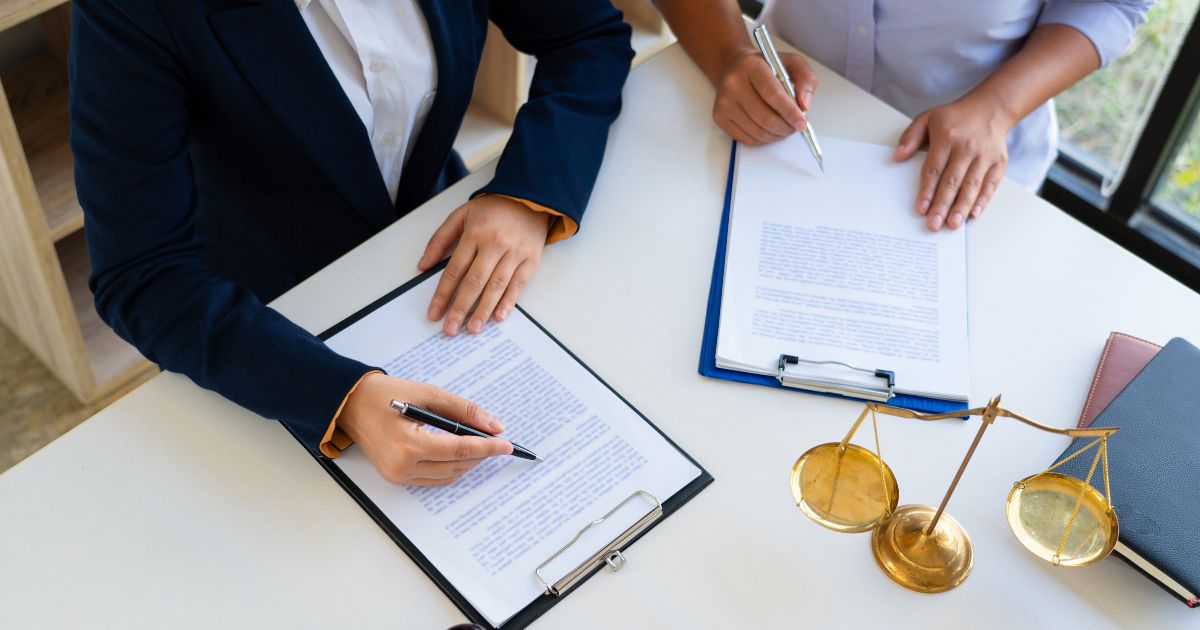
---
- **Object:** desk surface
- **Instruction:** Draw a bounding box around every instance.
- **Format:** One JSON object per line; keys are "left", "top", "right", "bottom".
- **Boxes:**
{"left": 3, "top": 44, "right": 1198, "bottom": 629}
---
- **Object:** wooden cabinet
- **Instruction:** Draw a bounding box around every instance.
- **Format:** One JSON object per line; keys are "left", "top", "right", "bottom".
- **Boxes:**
{"left": 0, "top": 2, "right": 156, "bottom": 404}
{"left": 455, "top": 1, "right": 675, "bottom": 171}
{"left": 0, "top": 0, "right": 672, "bottom": 404}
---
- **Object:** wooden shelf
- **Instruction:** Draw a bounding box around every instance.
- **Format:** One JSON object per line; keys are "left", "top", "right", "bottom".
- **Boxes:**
{"left": 455, "top": 10, "right": 672, "bottom": 174}
{"left": 55, "top": 231, "right": 155, "bottom": 396}
{"left": 3, "top": 51, "right": 81, "bottom": 242}
{"left": 30, "top": 139, "right": 79, "bottom": 240}
{"left": 0, "top": 0, "right": 66, "bottom": 33}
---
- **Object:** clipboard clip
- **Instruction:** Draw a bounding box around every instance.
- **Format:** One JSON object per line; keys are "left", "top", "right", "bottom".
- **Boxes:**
{"left": 777, "top": 354, "right": 896, "bottom": 402}
{"left": 535, "top": 490, "right": 663, "bottom": 597}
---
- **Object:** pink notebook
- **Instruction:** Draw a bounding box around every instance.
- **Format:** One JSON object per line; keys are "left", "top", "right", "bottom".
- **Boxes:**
{"left": 1078, "top": 332, "right": 1161, "bottom": 428}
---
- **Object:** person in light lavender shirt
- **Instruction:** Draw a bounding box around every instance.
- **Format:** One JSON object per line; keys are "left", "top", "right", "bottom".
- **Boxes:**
{"left": 656, "top": 0, "right": 1151, "bottom": 231}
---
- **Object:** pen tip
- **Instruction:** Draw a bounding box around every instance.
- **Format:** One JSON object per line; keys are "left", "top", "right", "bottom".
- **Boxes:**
{"left": 535, "top": 457, "right": 544, "bottom": 462}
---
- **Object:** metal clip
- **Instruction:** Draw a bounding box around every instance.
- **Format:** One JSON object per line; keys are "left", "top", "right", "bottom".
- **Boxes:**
{"left": 535, "top": 491, "right": 662, "bottom": 596}
{"left": 776, "top": 354, "right": 896, "bottom": 402}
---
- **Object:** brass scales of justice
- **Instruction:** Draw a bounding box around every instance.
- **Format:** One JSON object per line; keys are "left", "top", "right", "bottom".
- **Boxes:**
{"left": 790, "top": 394, "right": 1120, "bottom": 593}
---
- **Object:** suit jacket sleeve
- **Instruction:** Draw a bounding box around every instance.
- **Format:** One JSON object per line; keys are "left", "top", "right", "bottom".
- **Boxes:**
{"left": 70, "top": 0, "right": 377, "bottom": 453}
{"left": 475, "top": 0, "right": 634, "bottom": 230}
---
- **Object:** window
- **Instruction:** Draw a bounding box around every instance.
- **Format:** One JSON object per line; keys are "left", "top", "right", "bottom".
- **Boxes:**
{"left": 1044, "top": 3, "right": 1200, "bottom": 290}
{"left": 1154, "top": 112, "right": 1200, "bottom": 226}
{"left": 1055, "top": 0, "right": 1200, "bottom": 196}
{"left": 1130, "top": 109, "right": 1200, "bottom": 268}
{"left": 735, "top": 0, "right": 1200, "bottom": 288}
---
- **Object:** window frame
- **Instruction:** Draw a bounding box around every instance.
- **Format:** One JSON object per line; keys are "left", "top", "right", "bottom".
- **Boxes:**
{"left": 1042, "top": 7, "right": 1200, "bottom": 292}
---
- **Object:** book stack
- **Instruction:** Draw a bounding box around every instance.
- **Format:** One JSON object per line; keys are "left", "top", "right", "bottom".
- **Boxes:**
{"left": 1057, "top": 334, "right": 1199, "bottom": 608}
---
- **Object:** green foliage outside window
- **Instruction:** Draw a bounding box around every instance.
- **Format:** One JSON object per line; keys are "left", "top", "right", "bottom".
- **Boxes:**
{"left": 1055, "top": 0, "right": 1200, "bottom": 220}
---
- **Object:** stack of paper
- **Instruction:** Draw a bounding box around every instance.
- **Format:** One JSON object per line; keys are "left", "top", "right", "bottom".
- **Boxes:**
{"left": 325, "top": 272, "right": 705, "bottom": 627}
{"left": 715, "top": 135, "right": 970, "bottom": 402}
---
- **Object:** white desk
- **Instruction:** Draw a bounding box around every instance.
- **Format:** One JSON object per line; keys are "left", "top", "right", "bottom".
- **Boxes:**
{"left": 3, "top": 44, "right": 1197, "bottom": 629}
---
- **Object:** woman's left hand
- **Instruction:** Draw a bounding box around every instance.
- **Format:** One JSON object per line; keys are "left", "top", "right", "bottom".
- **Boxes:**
{"left": 893, "top": 96, "right": 1012, "bottom": 231}
{"left": 419, "top": 195, "right": 551, "bottom": 335}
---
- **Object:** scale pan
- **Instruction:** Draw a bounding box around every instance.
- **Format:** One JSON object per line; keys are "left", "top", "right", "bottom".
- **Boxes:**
{"left": 1005, "top": 472, "right": 1118, "bottom": 567}
{"left": 790, "top": 443, "right": 899, "bottom": 533}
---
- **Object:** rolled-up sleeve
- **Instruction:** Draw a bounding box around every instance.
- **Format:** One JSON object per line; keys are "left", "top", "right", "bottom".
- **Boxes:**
{"left": 1038, "top": 1, "right": 1154, "bottom": 68}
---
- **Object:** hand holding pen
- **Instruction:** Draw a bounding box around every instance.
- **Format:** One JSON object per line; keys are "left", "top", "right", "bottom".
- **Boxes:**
{"left": 705, "top": 29, "right": 820, "bottom": 149}
{"left": 752, "top": 25, "right": 823, "bottom": 171}
{"left": 391, "top": 400, "right": 542, "bottom": 462}
{"left": 336, "top": 373, "right": 516, "bottom": 486}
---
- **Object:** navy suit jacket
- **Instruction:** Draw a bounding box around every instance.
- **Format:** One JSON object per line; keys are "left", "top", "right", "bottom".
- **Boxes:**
{"left": 70, "top": 0, "right": 633, "bottom": 452}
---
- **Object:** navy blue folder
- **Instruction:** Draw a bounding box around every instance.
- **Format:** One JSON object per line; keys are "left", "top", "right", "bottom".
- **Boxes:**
{"left": 699, "top": 142, "right": 967, "bottom": 414}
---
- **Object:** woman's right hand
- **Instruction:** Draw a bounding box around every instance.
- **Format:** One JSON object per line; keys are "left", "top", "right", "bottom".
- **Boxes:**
{"left": 337, "top": 373, "right": 512, "bottom": 486}
{"left": 711, "top": 48, "right": 818, "bottom": 146}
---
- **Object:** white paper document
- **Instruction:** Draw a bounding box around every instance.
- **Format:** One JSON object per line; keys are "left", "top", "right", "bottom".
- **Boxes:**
{"left": 324, "top": 272, "right": 703, "bottom": 626}
{"left": 717, "top": 135, "right": 970, "bottom": 401}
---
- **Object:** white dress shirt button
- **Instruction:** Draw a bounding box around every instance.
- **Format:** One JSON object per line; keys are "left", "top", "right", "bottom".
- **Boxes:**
{"left": 857, "top": 24, "right": 868, "bottom": 36}
{"left": 299, "top": 0, "right": 437, "bottom": 203}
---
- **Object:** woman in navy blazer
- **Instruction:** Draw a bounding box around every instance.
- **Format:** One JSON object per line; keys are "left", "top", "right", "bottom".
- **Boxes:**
{"left": 70, "top": 0, "right": 633, "bottom": 483}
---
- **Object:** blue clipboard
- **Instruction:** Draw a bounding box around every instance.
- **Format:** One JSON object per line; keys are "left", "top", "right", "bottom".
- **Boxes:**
{"left": 698, "top": 141, "right": 967, "bottom": 415}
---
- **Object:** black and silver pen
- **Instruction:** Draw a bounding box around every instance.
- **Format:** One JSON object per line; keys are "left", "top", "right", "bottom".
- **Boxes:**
{"left": 389, "top": 400, "right": 543, "bottom": 462}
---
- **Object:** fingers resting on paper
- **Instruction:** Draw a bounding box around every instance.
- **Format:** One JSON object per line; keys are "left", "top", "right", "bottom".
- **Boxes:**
{"left": 894, "top": 99, "right": 1009, "bottom": 232}
{"left": 712, "top": 50, "right": 817, "bottom": 146}
{"left": 338, "top": 374, "right": 512, "bottom": 486}
{"left": 420, "top": 195, "right": 550, "bottom": 336}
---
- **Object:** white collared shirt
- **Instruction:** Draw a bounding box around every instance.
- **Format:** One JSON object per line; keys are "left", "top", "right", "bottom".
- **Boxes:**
{"left": 296, "top": 0, "right": 438, "bottom": 203}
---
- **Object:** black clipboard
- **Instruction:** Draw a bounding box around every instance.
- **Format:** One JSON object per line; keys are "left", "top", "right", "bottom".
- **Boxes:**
{"left": 289, "top": 263, "right": 714, "bottom": 629}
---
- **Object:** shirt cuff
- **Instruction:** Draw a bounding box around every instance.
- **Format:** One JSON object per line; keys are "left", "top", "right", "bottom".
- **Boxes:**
{"left": 319, "top": 369, "right": 384, "bottom": 459}
{"left": 1037, "top": 1, "right": 1151, "bottom": 68}
{"left": 481, "top": 193, "right": 579, "bottom": 244}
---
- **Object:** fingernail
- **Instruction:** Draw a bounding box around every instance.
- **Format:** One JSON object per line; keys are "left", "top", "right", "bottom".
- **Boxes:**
{"left": 427, "top": 306, "right": 441, "bottom": 321}
{"left": 802, "top": 88, "right": 813, "bottom": 109}
{"left": 491, "top": 419, "right": 505, "bottom": 433}
{"left": 445, "top": 320, "right": 459, "bottom": 336}
{"left": 468, "top": 319, "right": 483, "bottom": 333}
{"left": 495, "top": 308, "right": 507, "bottom": 322}
{"left": 918, "top": 199, "right": 930, "bottom": 215}
{"left": 417, "top": 255, "right": 429, "bottom": 269}
{"left": 949, "top": 212, "right": 963, "bottom": 228}
{"left": 930, "top": 215, "right": 944, "bottom": 230}
{"left": 972, "top": 204, "right": 983, "bottom": 218}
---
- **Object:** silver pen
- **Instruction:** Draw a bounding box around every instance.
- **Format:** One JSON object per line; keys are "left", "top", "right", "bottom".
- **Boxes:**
{"left": 752, "top": 24, "right": 824, "bottom": 172}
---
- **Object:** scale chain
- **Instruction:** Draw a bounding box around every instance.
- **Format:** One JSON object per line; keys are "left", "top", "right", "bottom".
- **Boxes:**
{"left": 827, "top": 448, "right": 845, "bottom": 514}
{"left": 870, "top": 407, "right": 892, "bottom": 518}
{"left": 1053, "top": 440, "right": 1105, "bottom": 565}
